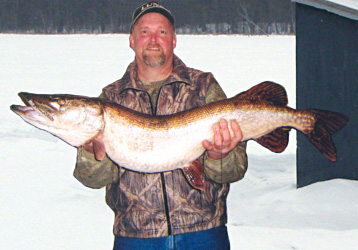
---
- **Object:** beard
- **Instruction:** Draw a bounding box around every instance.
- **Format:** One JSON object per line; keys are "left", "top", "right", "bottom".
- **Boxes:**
{"left": 142, "top": 46, "right": 166, "bottom": 67}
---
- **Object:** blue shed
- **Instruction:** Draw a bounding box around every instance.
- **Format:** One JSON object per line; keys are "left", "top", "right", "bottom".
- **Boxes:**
{"left": 293, "top": 0, "right": 358, "bottom": 187}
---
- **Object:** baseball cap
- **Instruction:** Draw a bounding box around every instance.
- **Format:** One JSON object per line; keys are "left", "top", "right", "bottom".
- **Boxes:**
{"left": 130, "top": 1, "right": 175, "bottom": 33}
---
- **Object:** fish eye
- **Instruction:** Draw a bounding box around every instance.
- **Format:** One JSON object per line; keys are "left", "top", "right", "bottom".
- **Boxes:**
{"left": 58, "top": 99, "right": 66, "bottom": 105}
{"left": 51, "top": 97, "right": 65, "bottom": 106}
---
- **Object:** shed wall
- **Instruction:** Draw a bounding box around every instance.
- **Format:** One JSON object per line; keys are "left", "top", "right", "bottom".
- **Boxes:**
{"left": 296, "top": 3, "right": 358, "bottom": 187}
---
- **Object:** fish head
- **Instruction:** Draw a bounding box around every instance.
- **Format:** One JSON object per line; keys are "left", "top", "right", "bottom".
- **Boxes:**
{"left": 10, "top": 92, "right": 104, "bottom": 147}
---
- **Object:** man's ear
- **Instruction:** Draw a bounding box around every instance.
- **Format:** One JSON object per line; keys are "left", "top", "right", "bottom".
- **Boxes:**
{"left": 129, "top": 35, "right": 134, "bottom": 49}
{"left": 173, "top": 34, "right": 177, "bottom": 49}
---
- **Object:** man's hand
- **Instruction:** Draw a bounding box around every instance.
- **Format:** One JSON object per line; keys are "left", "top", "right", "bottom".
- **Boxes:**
{"left": 202, "top": 120, "right": 243, "bottom": 160}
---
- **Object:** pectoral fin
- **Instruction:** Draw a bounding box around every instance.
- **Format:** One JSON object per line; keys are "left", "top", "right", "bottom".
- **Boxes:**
{"left": 93, "top": 138, "right": 106, "bottom": 161}
{"left": 182, "top": 160, "right": 205, "bottom": 191}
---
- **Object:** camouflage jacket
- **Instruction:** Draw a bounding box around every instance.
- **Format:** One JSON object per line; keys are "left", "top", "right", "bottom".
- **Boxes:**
{"left": 74, "top": 55, "right": 247, "bottom": 238}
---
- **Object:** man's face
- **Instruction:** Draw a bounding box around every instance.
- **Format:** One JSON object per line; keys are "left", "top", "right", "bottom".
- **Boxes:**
{"left": 130, "top": 12, "right": 176, "bottom": 67}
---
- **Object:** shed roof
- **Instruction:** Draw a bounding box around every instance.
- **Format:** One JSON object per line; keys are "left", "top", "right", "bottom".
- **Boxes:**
{"left": 293, "top": 0, "right": 358, "bottom": 20}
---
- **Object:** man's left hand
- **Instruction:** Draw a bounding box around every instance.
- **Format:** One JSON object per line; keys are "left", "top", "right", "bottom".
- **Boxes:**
{"left": 202, "top": 120, "right": 243, "bottom": 160}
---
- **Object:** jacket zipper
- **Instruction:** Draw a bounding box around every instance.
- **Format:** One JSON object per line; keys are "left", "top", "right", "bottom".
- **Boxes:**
{"left": 155, "top": 88, "right": 173, "bottom": 236}
{"left": 149, "top": 88, "right": 172, "bottom": 236}
{"left": 160, "top": 173, "right": 172, "bottom": 235}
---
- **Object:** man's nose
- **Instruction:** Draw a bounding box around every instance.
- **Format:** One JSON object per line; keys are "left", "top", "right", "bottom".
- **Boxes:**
{"left": 150, "top": 33, "right": 158, "bottom": 43}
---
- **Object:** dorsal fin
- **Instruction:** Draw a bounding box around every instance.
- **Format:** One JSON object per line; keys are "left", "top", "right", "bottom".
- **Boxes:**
{"left": 234, "top": 81, "right": 288, "bottom": 106}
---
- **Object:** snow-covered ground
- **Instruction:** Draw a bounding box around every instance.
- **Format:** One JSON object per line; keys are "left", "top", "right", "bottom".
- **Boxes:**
{"left": 1, "top": 34, "right": 357, "bottom": 250}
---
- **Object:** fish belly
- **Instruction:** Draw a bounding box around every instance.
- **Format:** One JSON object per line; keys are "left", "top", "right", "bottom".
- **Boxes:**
{"left": 103, "top": 116, "right": 217, "bottom": 173}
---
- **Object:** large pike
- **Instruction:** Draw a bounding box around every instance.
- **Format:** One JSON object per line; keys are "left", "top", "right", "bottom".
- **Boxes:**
{"left": 10, "top": 82, "right": 348, "bottom": 189}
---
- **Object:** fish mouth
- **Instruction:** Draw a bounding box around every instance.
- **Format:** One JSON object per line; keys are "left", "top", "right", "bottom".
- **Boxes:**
{"left": 10, "top": 92, "right": 57, "bottom": 121}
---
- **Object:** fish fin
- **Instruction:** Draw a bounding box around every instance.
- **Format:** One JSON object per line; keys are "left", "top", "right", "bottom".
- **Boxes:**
{"left": 235, "top": 81, "right": 288, "bottom": 106}
{"left": 93, "top": 138, "right": 106, "bottom": 161}
{"left": 182, "top": 160, "right": 205, "bottom": 191}
{"left": 303, "top": 109, "right": 349, "bottom": 162}
{"left": 254, "top": 127, "right": 291, "bottom": 153}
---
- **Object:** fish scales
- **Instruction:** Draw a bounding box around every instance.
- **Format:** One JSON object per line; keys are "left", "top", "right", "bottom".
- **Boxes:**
{"left": 103, "top": 101, "right": 301, "bottom": 172}
{"left": 10, "top": 82, "right": 349, "bottom": 176}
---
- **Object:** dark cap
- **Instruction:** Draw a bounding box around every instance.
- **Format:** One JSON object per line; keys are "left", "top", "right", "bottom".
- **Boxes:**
{"left": 130, "top": 1, "right": 175, "bottom": 33}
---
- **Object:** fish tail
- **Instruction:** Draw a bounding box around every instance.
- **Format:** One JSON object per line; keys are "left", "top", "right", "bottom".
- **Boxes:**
{"left": 303, "top": 109, "right": 349, "bottom": 161}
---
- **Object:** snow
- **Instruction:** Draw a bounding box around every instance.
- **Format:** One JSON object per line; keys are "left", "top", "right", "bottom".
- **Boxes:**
{"left": 330, "top": 0, "right": 358, "bottom": 9}
{"left": 293, "top": 0, "right": 358, "bottom": 11}
{"left": 1, "top": 34, "right": 357, "bottom": 249}
{"left": 293, "top": 0, "right": 358, "bottom": 20}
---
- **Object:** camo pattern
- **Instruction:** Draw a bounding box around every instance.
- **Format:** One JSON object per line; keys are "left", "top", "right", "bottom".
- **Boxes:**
{"left": 74, "top": 55, "right": 247, "bottom": 237}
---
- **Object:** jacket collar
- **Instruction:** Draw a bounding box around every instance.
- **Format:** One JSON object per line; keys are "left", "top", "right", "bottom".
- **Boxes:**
{"left": 119, "top": 54, "right": 192, "bottom": 91}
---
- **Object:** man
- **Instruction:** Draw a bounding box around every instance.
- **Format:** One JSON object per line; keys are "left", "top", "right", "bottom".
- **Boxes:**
{"left": 74, "top": 2, "right": 247, "bottom": 250}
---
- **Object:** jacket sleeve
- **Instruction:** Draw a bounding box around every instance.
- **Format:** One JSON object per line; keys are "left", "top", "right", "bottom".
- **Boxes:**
{"left": 74, "top": 146, "right": 118, "bottom": 189}
{"left": 201, "top": 73, "right": 248, "bottom": 184}
{"left": 73, "top": 92, "right": 119, "bottom": 189}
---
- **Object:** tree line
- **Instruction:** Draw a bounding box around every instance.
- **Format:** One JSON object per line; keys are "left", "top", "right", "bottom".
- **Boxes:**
{"left": 0, "top": 0, "right": 295, "bottom": 34}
